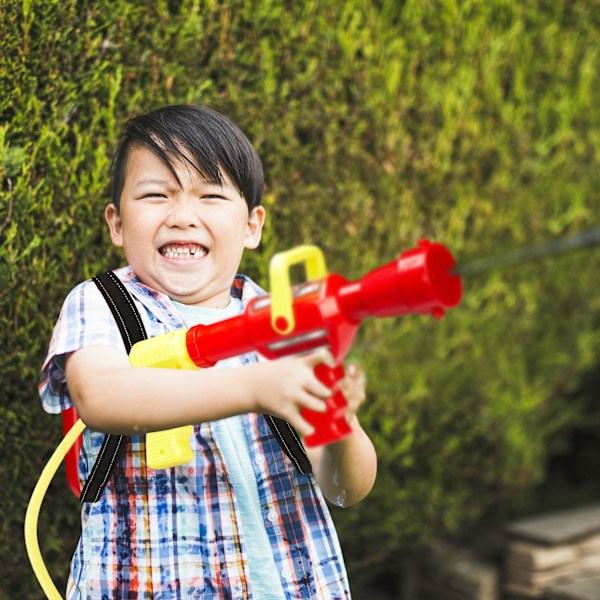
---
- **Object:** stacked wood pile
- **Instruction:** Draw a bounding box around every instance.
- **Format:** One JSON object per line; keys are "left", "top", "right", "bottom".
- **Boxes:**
{"left": 505, "top": 503, "right": 600, "bottom": 598}
{"left": 416, "top": 541, "right": 500, "bottom": 600}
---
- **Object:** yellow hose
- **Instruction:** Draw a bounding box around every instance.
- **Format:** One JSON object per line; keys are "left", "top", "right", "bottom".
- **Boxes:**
{"left": 25, "top": 418, "right": 86, "bottom": 600}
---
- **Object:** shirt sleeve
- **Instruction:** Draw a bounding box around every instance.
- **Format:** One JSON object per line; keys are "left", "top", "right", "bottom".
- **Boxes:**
{"left": 38, "top": 278, "right": 127, "bottom": 414}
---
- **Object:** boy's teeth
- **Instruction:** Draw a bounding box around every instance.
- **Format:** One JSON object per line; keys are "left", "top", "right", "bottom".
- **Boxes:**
{"left": 161, "top": 245, "right": 207, "bottom": 259}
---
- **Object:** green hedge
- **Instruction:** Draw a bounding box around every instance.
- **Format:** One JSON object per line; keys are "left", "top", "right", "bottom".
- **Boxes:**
{"left": 2, "top": 0, "right": 600, "bottom": 596}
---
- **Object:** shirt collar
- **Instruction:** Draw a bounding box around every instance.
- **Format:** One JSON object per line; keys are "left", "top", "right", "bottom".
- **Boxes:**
{"left": 114, "top": 266, "right": 266, "bottom": 329}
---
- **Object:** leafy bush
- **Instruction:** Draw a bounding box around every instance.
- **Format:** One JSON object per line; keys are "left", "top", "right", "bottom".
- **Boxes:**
{"left": 2, "top": 0, "right": 600, "bottom": 596}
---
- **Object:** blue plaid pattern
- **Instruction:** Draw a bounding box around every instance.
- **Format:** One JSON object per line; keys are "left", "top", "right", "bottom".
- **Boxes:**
{"left": 39, "top": 267, "right": 350, "bottom": 599}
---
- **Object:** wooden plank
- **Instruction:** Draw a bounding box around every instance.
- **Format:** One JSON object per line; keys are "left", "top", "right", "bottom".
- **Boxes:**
{"left": 577, "top": 534, "right": 600, "bottom": 555}
{"left": 506, "top": 541, "right": 578, "bottom": 570}
{"left": 505, "top": 563, "right": 575, "bottom": 589}
{"left": 507, "top": 504, "right": 600, "bottom": 545}
{"left": 505, "top": 580, "right": 543, "bottom": 598}
{"left": 545, "top": 575, "right": 600, "bottom": 600}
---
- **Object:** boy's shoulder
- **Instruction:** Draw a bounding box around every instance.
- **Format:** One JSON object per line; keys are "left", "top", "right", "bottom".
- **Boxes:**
{"left": 58, "top": 266, "right": 160, "bottom": 328}
{"left": 65, "top": 266, "right": 133, "bottom": 296}
{"left": 231, "top": 273, "right": 266, "bottom": 303}
{"left": 68, "top": 265, "right": 162, "bottom": 306}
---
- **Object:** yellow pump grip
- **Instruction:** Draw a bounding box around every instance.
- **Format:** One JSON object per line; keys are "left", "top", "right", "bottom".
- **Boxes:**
{"left": 129, "top": 329, "right": 196, "bottom": 469}
{"left": 269, "top": 245, "right": 327, "bottom": 334}
{"left": 129, "top": 329, "right": 197, "bottom": 370}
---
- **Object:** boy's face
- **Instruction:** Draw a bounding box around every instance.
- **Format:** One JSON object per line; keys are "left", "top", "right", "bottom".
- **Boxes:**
{"left": 105, "top": 146, "right": 265, "bottom": 308}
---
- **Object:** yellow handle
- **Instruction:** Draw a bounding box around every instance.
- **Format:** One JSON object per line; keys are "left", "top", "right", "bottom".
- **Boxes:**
{"left": 269, "top": 245, "right": 327, "bottom": 334}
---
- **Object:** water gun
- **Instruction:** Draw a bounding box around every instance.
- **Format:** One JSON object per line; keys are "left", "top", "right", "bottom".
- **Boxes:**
{"left": 131, "top": 241, "right": 463, "bottom": 468}
{"left": 26, "top": 241, "right": 462, "bottom": 599}
{"left": 54, "top": 241, "right": 462, "bottom": 496}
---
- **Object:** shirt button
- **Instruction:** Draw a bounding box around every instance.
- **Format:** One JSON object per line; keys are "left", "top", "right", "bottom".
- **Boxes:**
{"left": 267, "top": 509, "right": 278, "bottom": 523}
{"left": 280, "top": 567, "right": 293, "bottom": 580}
{"left": 254, "top": 455, "right": 266, "bottom": 466}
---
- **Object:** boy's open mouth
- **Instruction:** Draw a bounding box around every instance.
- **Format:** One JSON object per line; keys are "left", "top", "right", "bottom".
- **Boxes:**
{"left": 159, "top": 243, "right": 208, "bottom": 259}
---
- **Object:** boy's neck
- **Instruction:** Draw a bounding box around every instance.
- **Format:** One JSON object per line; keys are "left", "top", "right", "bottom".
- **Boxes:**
{"left": 171, "top": 296, "right": 243, "bottom": 327}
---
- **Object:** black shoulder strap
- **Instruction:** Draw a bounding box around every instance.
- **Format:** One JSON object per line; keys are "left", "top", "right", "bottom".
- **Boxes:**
{"left": 265, "top": 416, "right": 312, "bottom": 475}
{"left": 82, "top": 271, "right": 312, "bottom": 503}
{"left": 80, "top": 272, "right": 147, "bottom": 503}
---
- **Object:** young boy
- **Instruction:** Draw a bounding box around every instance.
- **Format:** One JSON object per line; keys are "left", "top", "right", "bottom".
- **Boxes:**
{"left": 39, "top": 104, "right": 377, "bottom": 599}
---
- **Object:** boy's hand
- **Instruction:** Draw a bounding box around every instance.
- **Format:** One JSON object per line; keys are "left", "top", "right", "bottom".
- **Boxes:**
{"left": 304, "top": 360, "right": 375, "bottom": 507}
{"left": 249, "top": 348, "right": 336, "bottom": 437}
{"left": 338, "top": 364, "right": 367, "bottom": 428}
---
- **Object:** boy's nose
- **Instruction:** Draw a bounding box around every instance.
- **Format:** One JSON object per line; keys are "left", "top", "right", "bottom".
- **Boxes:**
{"left": 165, "top": 200, "right": 201, "bottom": 228}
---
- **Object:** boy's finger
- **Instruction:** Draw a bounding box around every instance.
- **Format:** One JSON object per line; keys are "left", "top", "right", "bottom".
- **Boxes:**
{"left": 299, "top": 391, "right": 328, "bottom": 412}
{"left": 345, "top": 363, "right": 366, "bottom": 385}
{"left": 304, "top": 348, "right": 336, "bottom": 369}
{"left": 293, "top": 415, "right": 316, "bottom": 439}
{"left": 307, "top": 377, "right": 335, "bottom": 399}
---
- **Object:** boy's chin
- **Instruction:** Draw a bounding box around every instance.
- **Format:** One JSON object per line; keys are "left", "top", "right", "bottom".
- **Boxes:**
{"left": 157, "top": 279, "right": 223, "bottom": 306}
{"left": 141, "top": 271, "right": 195, "bottom": 298}
{"left": 159, "top": 280, "right": 201, "bottom": 300}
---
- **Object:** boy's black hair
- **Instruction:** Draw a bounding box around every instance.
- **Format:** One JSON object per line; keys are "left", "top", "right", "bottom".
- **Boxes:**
{"left": 110, "top": 104, "right": 264, "bottom": 212}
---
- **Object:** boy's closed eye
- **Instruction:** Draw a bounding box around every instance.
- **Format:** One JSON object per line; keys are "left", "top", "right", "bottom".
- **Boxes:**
{"left": 140, "top": 193, "right": 169, "bottom": 200}
{"left": 200, "top": 193, "right": 229, "bottom": 201}
{"left": 198, "top": 182, "right": 234, "bottom": 201}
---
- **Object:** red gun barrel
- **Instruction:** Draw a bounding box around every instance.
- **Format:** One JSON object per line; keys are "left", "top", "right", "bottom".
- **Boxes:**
{"left": 337, "top": 239, "right": 462, "bottom": 321}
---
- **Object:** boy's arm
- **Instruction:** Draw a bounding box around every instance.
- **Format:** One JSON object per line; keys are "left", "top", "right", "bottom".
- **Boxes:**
{"left": 305, "top": 365, "right": 377, "bottom": 507}
{"left": 65, "top": 345, "right": 334, "bottom": 437}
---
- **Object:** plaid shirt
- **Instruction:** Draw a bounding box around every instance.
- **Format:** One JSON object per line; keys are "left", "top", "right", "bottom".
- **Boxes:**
{"left": 39, "top": 267, "right": 350, "bottom": 599}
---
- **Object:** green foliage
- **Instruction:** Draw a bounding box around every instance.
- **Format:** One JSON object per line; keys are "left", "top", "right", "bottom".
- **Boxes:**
{"left": 2, "top": 0, "right": 600, "bottom": 595}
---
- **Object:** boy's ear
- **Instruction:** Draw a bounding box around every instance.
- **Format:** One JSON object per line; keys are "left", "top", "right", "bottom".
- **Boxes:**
{"left": 105, "top": 204, "right": 124, "bottom": 248}
{"left": 244, "top": 205, "right": 266, "bottom": 250}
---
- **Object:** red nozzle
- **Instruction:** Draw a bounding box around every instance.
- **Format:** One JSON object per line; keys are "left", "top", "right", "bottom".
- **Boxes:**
{"left": 337, "top": 240, "right": 462, "bottom": 320}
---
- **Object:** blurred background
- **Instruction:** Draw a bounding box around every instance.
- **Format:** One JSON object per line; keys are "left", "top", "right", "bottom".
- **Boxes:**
{"left": 1, "top": 1, "right": 599, "bottom": 598}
